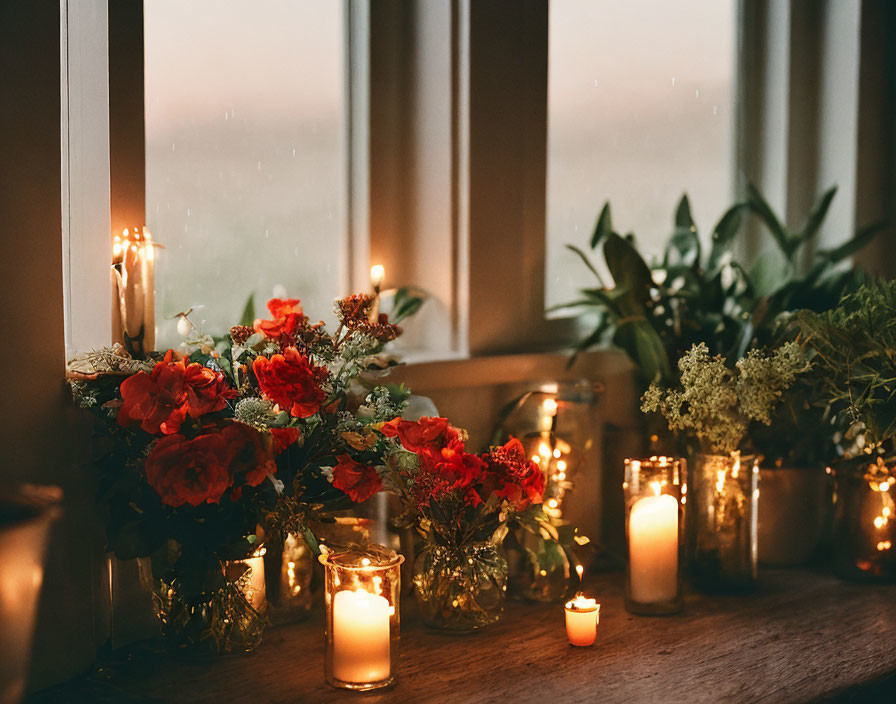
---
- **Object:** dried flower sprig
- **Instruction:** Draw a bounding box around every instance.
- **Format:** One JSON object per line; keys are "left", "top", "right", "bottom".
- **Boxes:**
{"left": 641, "top": 342, "right": 809, "bottom": 455}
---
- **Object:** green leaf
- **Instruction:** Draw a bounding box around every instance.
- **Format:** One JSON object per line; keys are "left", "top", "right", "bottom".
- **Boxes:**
{"left": 707, "top": 203, "right": 744, "bottom": 269}
{"left": 590, "top": 203, "right": 613, "bottom": 249}
{"left": 603, "top": 232, "right": 653, "bottom": 308}
{"left": 675, "top": 194, "right": 695, "bottom": 229}
{"left": 239, "top": 293, "right": 256, "bottom": 327}
{"left": 390, "top": 286, "right": 426, "bottom": 323}
{"left": 749, "top": 248, "right": 793, "bottom": 299}
{"left": 797, "top": 186, "right": 837, "bottom": 246}
{"left": 565, "top": 244, "right": 605, "bottom": 285}
{"left": 746, "top": 183, "right": 795, "bottom": 257}
{"left": 612, "top": 319, "right": 671, "bottom": 384}
{"left": 816, "top": 221, "right": 884, "bottom": 264}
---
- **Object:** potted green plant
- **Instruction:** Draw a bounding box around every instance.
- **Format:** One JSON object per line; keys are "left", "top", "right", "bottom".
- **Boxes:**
{"left": 641, "top": 342, "right": 808, "bottom": 591}
{"left": 561, "top": 185, "right": 879, "bottom": 564}
{"left": 797, "top": 279, "right": 896, "bottom": 581}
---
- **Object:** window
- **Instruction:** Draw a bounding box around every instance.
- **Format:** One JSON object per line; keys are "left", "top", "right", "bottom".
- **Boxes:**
{"left": 545, "top": 0, "right": 736, "bottom": 310}
{"left": 144, "top": 0, "right": 346, "bottom": 344}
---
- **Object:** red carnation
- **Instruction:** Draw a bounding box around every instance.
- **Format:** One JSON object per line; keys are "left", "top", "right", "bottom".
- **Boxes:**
{"left": 184, "top": 362, "right": 237, "bottom": 417}
{"left": 252, "top": 346, "right": 327, "bottom": 418}
{"left": 381, "top": 417, "right": 463, "bottom": 454}
{"left": 222, "top": 422, "right": 277, "bottom": 487}
{"left": 118, "top": 350, "right": 234, "bottom": 435}
{"left": 254, "top": 297, "right": 307, "bottom": 342}
{"left": 331, "top": 454, "right": 382, "bottom": 503}
{"left": 270, "top": 427, "right": 302, "bottom": 452}
{"left": 145, "top": 432, "right": 233, "bottom": 507}
{"left": 481, "top": 437, "right": 545, "bottom": 510}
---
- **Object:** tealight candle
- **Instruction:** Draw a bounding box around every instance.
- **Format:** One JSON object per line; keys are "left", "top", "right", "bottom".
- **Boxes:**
{"left": 564, "top": 594, "right": 599, "bottom": 646}
{"left": 323, "top": 547, "right": 403, "bottom": 691}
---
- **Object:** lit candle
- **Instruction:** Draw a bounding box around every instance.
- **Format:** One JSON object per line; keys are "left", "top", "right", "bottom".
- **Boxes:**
{"left": 332, "top": 588, "right": 392, "bottom": 683}
{"left": 628, "top": 482, "right": 679, "bottom": 604}
{"left": 564, "top": 594, "right": 599, "bottom": 646}
{"left": 239, "top": 547, "right": 267, "bottom": 613}
{"left": 369, "top": 264, "right": 384, "bottom": 324}
{"left": 111, "top": 226, "right": 155, "bottom": 356}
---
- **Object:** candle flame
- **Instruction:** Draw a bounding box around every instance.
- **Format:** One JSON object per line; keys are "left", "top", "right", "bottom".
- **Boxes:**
{"left": 650, "top": 481, "right": 662, "bottom": 497}
{"left": 542, "top": 397, "right": 558, "bottom": 416}
{"left": 576, "top": 564, "right": 584, "bottom": 580}
{"left": 370, "top": 264, "right": 385, "bottom": 289}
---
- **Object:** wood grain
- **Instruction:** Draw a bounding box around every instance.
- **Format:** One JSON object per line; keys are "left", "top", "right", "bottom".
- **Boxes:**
{"left": 29, "top": 570, "right": 896, "bottom": 704}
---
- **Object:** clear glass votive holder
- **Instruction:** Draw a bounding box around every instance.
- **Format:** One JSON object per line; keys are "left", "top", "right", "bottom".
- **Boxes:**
{"left": 624, "top": 456, "right": 685, "bottom": 615}
{"left": 322, "top": 546, "right": 403, "bottom": 691}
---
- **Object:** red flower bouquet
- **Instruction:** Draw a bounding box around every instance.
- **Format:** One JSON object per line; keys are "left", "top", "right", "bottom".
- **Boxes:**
{"left": 68, "top": 288, "right": 422, "bottom": 652}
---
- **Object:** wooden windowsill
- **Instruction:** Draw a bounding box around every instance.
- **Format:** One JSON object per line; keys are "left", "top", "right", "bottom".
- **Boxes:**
{"left": 29, "top": 569, "right": 896, "bottom": 703}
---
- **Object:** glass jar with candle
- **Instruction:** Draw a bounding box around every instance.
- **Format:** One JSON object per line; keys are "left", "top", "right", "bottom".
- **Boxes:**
{"left": 266, "top": 532, "right": 314, "bottom": 625}
{"left": 624, "top": 457, "right": 684, "bottom": 615}
{"left": 831, "top": 454, "right": 896, "bottom": 581}
{"left": 688, "top": 452, "right": 759, "bottom": 592}
{"left": 322, "top": 546, "right": 403, "bottom": 691}
{"left": 494, "top": 381, "right": 601, "bottom": 602}
{"left": 413, "top": 539, "right": 508, "bottom": 631}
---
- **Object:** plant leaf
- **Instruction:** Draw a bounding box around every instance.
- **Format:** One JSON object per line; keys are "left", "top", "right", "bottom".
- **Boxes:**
{"left": 590, "top": 203, "right": 613, "bottom": 249}
{"left": 707, "top": 203, "right": 744, "bottom": 269}
{"left": 816, "top": 221, "right": 884, "bottom": 264}
{"left": 749, "top": 248, "right": 793, "bottom": 299}
{"left": 239, "top": 293, "right": 256, "bottom": 327}
{"left": 603, "top": 232, "right": 653, "bottom": 309}
{"left": 565, "top": 244, "right": 605, "bottom": 285}
{"left": 746, "top": 183, "right": 795, "bottom": 257}
{"left": 797, "top": 186, "right": 837, "bottom": 245}
{"left": 612, "top": 319, "right": 671, "bottom": 384}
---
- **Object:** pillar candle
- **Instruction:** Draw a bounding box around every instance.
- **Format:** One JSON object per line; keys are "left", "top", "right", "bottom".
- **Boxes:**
{"left": 240, "top": 553, "right": 266, "bottom": 613}
{"left": 629, "top": 493, "right": 679, "bottom": 604}
{"left": 332, "top": 589, "right": 391, "bottom": 684}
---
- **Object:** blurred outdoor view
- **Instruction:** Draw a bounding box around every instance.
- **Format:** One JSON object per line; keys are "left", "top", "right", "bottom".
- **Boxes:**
{"left": 145, "top": 0, "right": 345, "bottom": 347}
{"left": 546, "top": 0, "right": 736, "bottom": 310}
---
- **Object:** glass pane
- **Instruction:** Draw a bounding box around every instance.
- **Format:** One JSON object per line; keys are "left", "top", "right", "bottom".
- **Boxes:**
{"left": 546, "top": 0, "right": 736, "bottom": 310}
{"left": 145, "top": 0, "right": 345, "bottom": 345}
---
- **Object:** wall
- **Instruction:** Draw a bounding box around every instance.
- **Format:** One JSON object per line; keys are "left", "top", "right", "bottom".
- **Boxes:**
{"left": 0, "top": 1, "right": 105, "bottom": 691}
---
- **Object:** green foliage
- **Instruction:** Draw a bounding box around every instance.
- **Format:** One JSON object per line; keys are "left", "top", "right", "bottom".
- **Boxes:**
{"left": 561, "top": 186, "right": 880, "bottom": 389}
{"left": 239, "top": 293, "right": 256, "bottom": 327}
{"left": 796, "top": 279, "right": 896, "bottom": 453}
{"left": 389, "top": 286, "right": 426, "bottom": 324}
{"left": 641, "top": 342, "right": 809, "bottom": 455}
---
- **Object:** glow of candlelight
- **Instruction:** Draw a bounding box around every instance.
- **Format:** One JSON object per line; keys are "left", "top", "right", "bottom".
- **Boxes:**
{"left": 370, "top": 264, "right": 385, "bottom": 290}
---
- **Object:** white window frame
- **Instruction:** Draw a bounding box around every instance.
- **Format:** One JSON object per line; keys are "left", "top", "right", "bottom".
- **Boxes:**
{"left": 62, "top": 0, "right": 896, "bottom": 359}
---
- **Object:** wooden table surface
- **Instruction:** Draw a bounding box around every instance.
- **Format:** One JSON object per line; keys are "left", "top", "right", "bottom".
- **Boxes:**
{"left": 29, "top": 569, "right": 896, "bottom": 704}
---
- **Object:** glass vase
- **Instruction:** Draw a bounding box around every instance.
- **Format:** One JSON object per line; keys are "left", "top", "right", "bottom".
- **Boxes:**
{"left": 493, "top": 381, "right": 601, "bottom": 527}
{"left": 506, "top": 525, "right": 572, "bottom": 602}
{"left": 413, "top": 540, "right": 508, "bottom": 632}
{"left": 322, "top": 545, "right": 403, "bottom": 691}
{"left": 624, "top": 457, "right": 684, "bottom": 614}
{"left": 266, "top": 533, "right": 314, "bottom": 625}
{"left": 150, "top": 556, "right": 267, "bottom": 655}
{"left": 832, "top": 454, "right": 896, "bottom": 582}
{"left": 688, "top": 452, "right": 759, "bottom": 592}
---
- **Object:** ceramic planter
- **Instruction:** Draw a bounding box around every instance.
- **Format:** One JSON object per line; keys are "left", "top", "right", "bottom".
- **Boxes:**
{"left": 758, "top": 466, "right": 828, "bottom": 567}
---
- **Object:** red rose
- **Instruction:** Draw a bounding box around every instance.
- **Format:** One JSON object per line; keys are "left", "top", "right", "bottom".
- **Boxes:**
{"left": 254, "top": 298, "right": 307, "bottom": 342}
{"left": 118, "top": 350, "right": 234, "bottom": 435}
{"left": 252, "top": 347, "right": 327, "bottom": 418}
{"left": 145, "top": 432, "right": 233, "bottom": 507}
{"left": 381, "top": 417, "right": 463, "bottom": 454}
{"left": 270, "top": 427, "right": 302, "bottom": 452}
{"left": 331, "top": 454, "right": 382, "bottom": 502}
{"left": 222, "top": 422, "right": 277, "bottom": 487}
{"left": 481, "top": 437, "right": 545, "bottom": 510}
